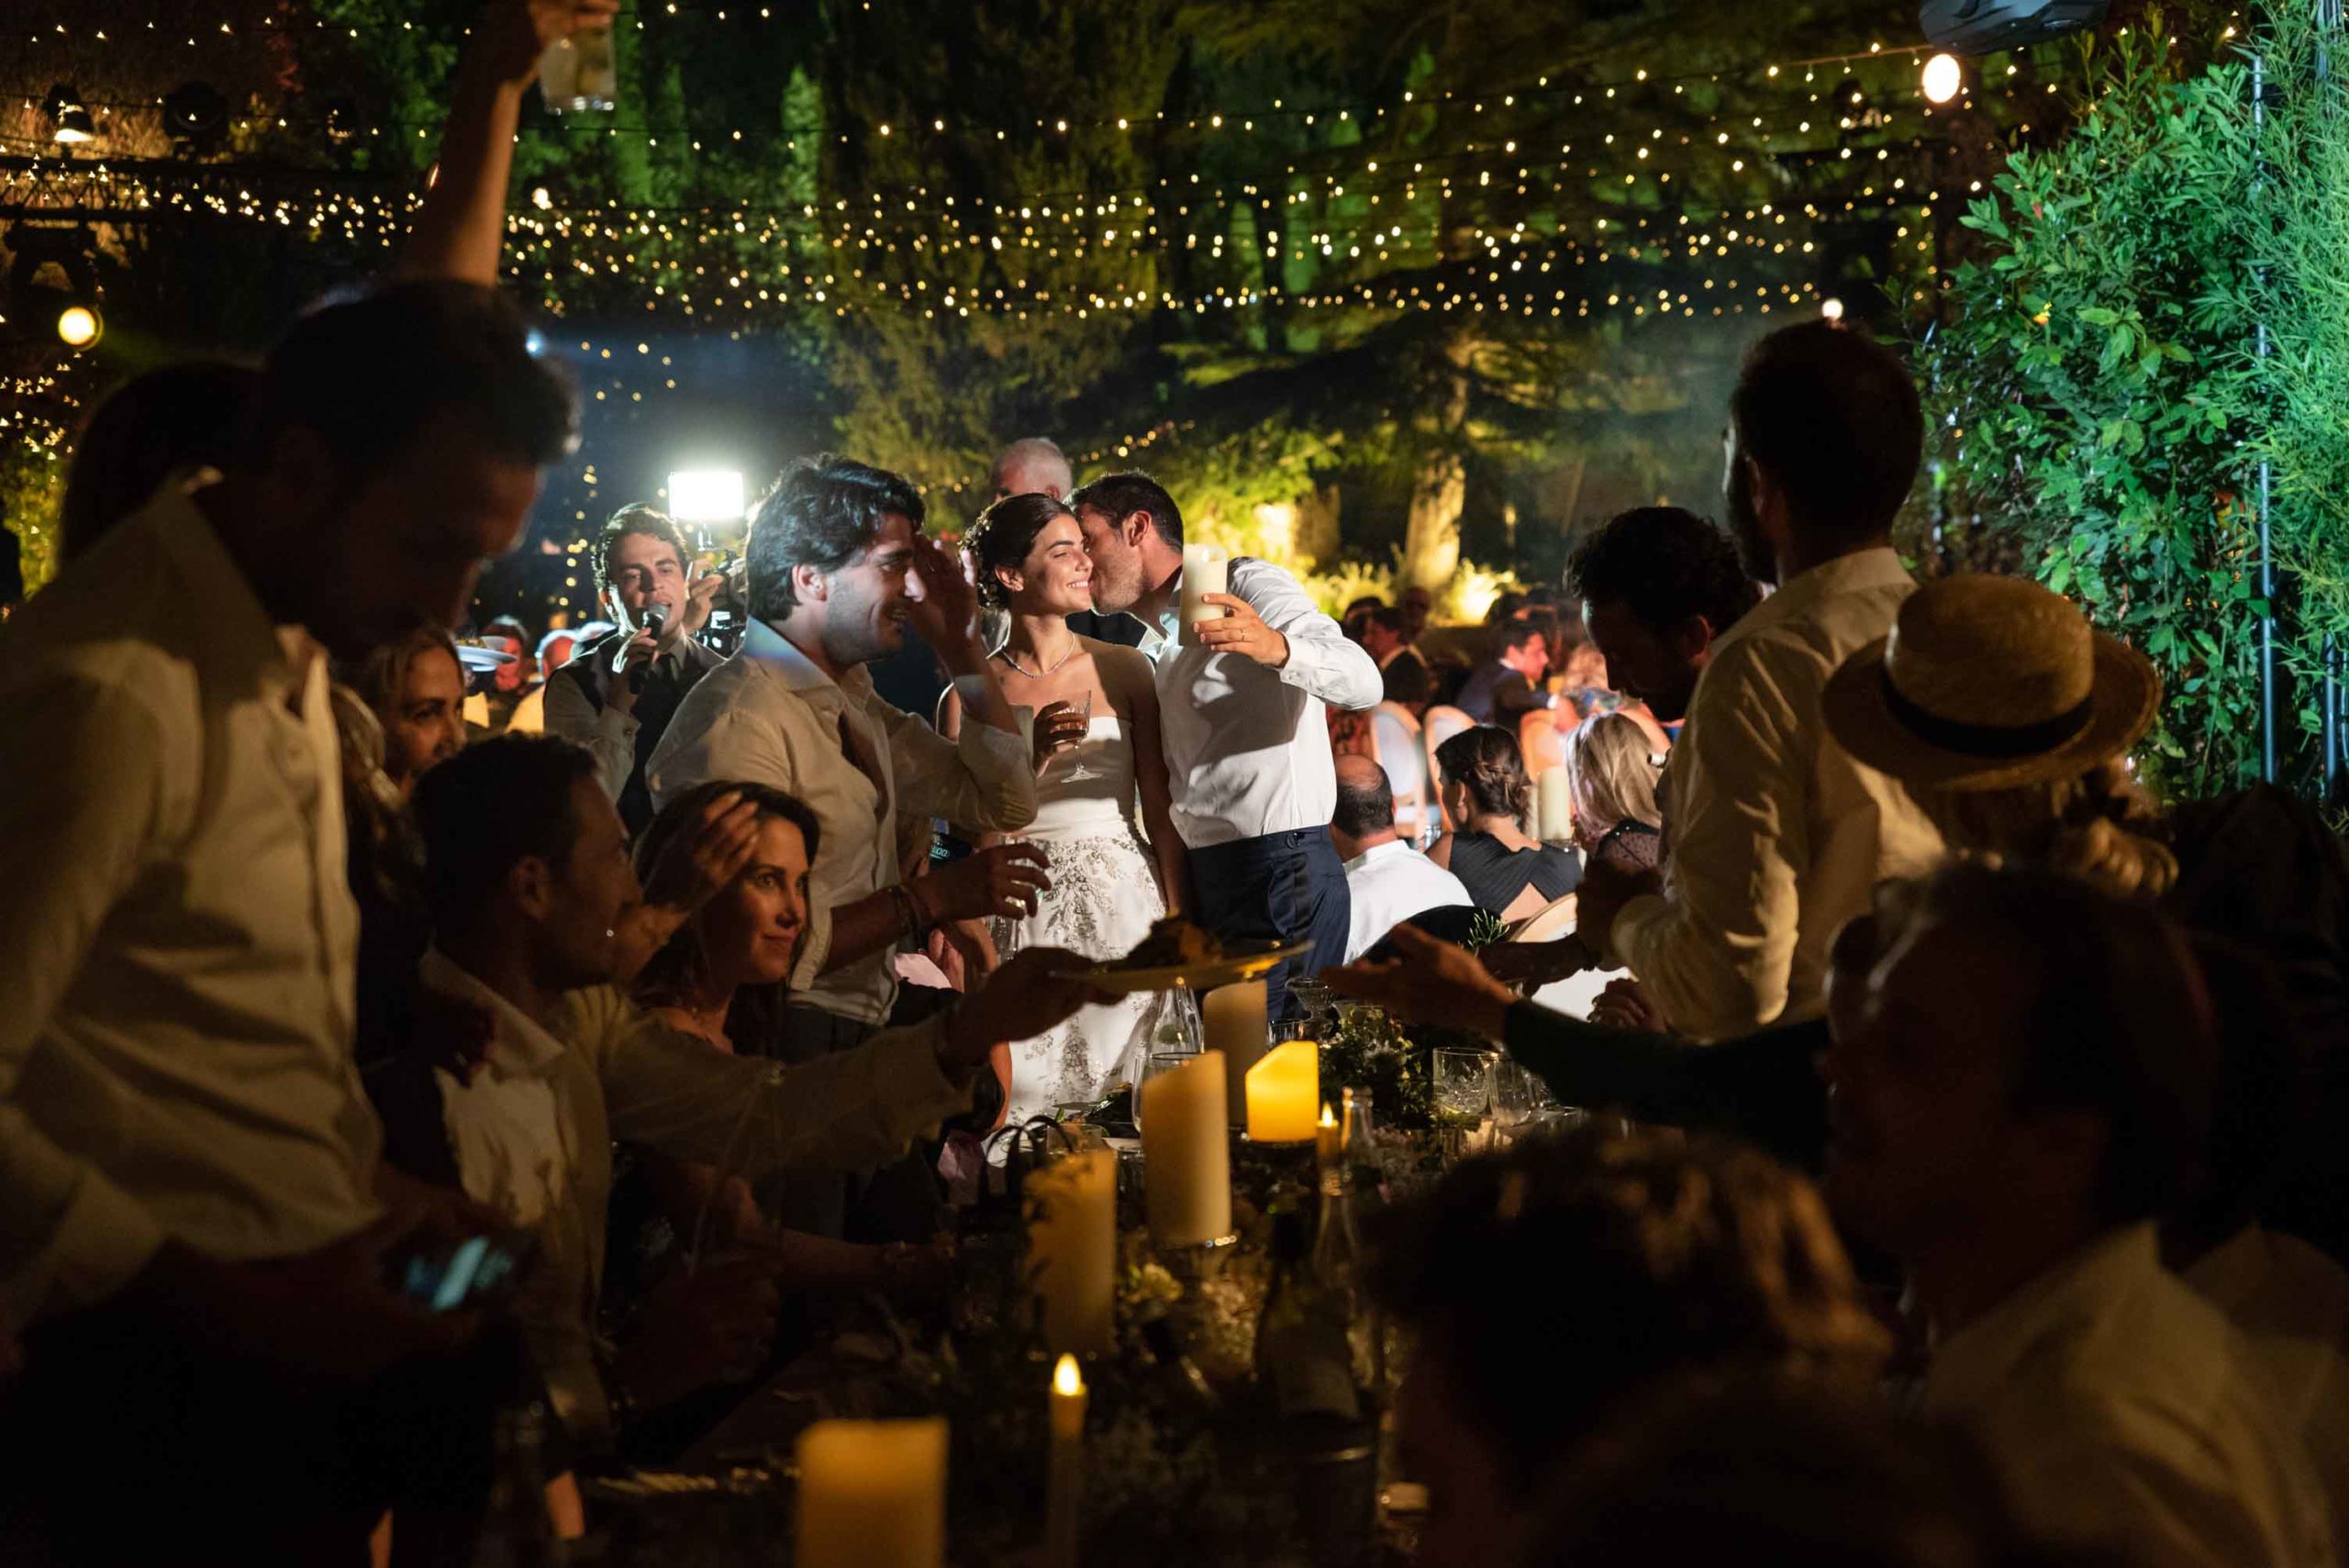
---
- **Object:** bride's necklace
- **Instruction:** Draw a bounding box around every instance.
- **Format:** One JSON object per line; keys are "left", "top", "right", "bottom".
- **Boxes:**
{"left": 1000, "top": 639, "right": 1078, "bottom": 679}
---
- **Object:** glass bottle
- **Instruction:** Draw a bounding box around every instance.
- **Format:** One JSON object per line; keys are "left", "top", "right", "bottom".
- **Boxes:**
{"left": 1254, "top": 1211, "right": 1361, "bottom": 1421}
{"left": 470, "top": 1401, "right": 562, "bottom": 1567}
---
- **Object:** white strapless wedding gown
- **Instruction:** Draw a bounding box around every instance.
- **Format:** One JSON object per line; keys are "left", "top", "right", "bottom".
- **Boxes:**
{"left": 991, "top": 715, "right": 1191, "bottom": 1132}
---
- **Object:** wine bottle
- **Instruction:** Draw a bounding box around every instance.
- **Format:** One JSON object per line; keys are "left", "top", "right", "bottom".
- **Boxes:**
{"left": 1254, "top": 1211, "right": 1362, "bottom": 1421}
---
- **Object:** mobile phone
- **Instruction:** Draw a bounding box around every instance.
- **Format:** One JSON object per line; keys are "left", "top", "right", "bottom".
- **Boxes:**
{"left": 400, "top": 1234, "right": 522, "bottom": 1313}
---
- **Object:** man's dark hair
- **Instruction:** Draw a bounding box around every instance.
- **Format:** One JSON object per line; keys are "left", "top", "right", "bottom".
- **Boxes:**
{"left": 969, "top": 493, "right": 1076, "bottom": 608}
{"left": 1916, "top": 862, "right": 2220, "bottom": 1228}
{"left": 595, "top": 504, "right": 689, "bottom": 597}
{"left": 1382, "top": 651, "right": 1432, "bottom": 708}
{"left": 1333, "top": 763, "right": 1397, "bottom": 840}
{"left": 1367, "top": 1126, "right": 1886, "bottom": 1499}
{"left": 1496, "top": 618, "right": 1546, "bottom": 657}
{"left": 1068, "top": 470, "right": 1183, "bottom": 550}
{"left": 744, "top": 454, "right": 927, "bottom": 622}
{"left": 1366, "top": 606, "right": 1406, "bottom": 638}
{"left": 63, "top": 360, "right": 262, "bottom": 562}
{"left": 250, "top": 281, "right": 574, "bottom": 481}
{"left": 411, "top": 734, "right": 600, "bottom": 931}
{"left": 1567, "top": 506, "right": 1760, "bottom": 637}
{"left": 1730, "top": 321, "right": 1921, "bottom": 542}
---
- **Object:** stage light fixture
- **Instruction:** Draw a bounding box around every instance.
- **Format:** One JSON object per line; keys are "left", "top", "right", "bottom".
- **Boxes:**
{"left": 42, "top": 85, "right": 95, "bottom": 146}
{"left": 1922, "top": 52, "right": 1965, "bottom": 104}
{"left": 668, "top": 470, "right": 747, "bottom": 526}
{"left": 162, "top": 82, "right": 229, "bottom": 151}
{"left": 55, "top": 305, "right": 102, "bottom": 348}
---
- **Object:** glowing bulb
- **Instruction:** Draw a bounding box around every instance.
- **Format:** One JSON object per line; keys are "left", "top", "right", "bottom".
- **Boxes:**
{"left": 1053, "top": 1354, "right": 1083, "bottom": 1396}
{"left": 1820, "top": 297, "right": 1846, "bottom": 322}
{"left": 56, "top": 306, "right": 102, "bottom": 347}
{"left": 1922, "top": 53, "right": 1964, "bottom": 106}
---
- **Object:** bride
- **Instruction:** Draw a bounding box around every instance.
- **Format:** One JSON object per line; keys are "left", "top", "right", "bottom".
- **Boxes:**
{"left": 942, "top": 494, "right": 1193, "bottom": 1131}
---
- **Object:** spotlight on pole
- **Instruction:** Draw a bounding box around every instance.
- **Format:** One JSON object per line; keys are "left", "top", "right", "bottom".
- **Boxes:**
{"left": 55, "top": 304, "right": 102, "bottom": 348}
{"left": 42, "top": 84, "right": 95, "bottom": 146}
{"left": 161, "top": 82, "right": 229, "bottom": 152}
{"left": 1922, "top": 52, "right": 1965, "bottom": 105}
{"left": 668, "top": 470, "right": 747, "bottom": 527}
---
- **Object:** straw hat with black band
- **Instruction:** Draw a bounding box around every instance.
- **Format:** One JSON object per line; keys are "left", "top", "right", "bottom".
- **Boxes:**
{"left": 1822, "top": 574, "right": 2160, "bottom": 794}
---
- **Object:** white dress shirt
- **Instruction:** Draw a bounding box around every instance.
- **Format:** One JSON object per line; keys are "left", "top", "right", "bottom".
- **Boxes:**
{"left": 0, "top": 489, "right": 380, "bottom": 1327}
{"left": 645, "top": 618, "right": 1036, "bottom": 1026}
{"left": 1341, "top": 840, "right": 1474, "bottom": 962}
{"left": 2186, "top": 1225, "right": 2349, "bottom": 1543}
{"left": 417, "top": 962, "right": 976, "bottom": 1436}
{"left": 1613, "top": 548, "right": 1942, "bottom": 1040}
{"left": 1135, "top": 557, "right": 1382, "bottom": 849}
{"left": 1925, "top": 1223, "right": 2335, "bottom": 1568}
{"left": 544, "top": 631, "right": 726, "bottom": 804}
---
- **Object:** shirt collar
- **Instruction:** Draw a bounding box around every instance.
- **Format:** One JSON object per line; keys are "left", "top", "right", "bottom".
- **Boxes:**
{"left": 741, "top": 617, "right": 876, "bottom": 705}
{"left": 1718, "top": 546, "right": 1913, "bottom": 653}
{"left": 417, "top": 948, "right": 572, "bottom": 1079}
{"left": 1344, "top": 837, "right": 1416, "bottom": 873}
{"left": 146, "top": 487, "right": 316, "bottom": 700}
{"left": 1925, "top": 1222, "right": 2162, "bottom": 1406}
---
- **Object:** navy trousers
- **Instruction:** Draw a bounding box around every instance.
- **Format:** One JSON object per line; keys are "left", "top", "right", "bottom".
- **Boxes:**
{"left": 1186, "top": 827, "right": 1353, "bottom": 1020}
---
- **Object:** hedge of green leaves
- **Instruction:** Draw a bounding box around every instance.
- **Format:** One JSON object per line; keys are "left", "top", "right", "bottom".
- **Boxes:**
{"left": 1920, "top": 13, "right": 2349, "bottom": 802}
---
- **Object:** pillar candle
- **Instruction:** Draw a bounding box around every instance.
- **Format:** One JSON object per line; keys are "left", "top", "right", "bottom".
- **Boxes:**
{"left": 1179, "top": 544, "right": 1231, "bottom": 647}
{"left": 1141, "top": 1050, "right": 1232, "bottom": 1247}
{"left": 1315, "top": 1103, "right": 1342, "bottom": 1167}
{"left": 1203, "top": 980, "right": 1267, "bottom": 1129}
{"left": 1535, "top": 765, "right": 1574, "bottom": 845}
{"left": 1245, "top": 1040, "right": 1320, "bottom": 1144}
{"left": 1026, "top": 1149, "right": 1117, "bottom": 1356}
{"left": 1044, "top": 1354, "right": 1087, "bottom": 1568}
{"left": 796, "top": 1418, "right": 948, "bottom": 1568}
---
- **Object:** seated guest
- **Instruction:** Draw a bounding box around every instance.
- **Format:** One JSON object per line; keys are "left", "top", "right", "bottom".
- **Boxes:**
{"left": 547, "top": 506, "right": 728, "bottom": 834}
{"left": 1524, "top": 1379, "right": 2040, "bottom": 1568}
{"left": 1823, "top": 573, "right": 2349, "bottom": 1258}
{"left": 1575, "top": 325, "right": 1943, "bottom": 1042}
{"left": 1823, "top": 862, "right": 2332, "bottom": 1568}
{"left": 473, "top": 614, "right": 535, "bottom": 733}
{"left": 408, "top": 735, "right": 1104, "bottom": 1445}
{"left": 1430, "top": 726, "right": 1581, "bottom": 921}
{"left": 1566, "top": 712, "right": 1664, "bottom": 874}
{"left": 350, "top": 624, "right": 471, "bottom": 800}
{"left": 1399, "top": 583, "right": 1433, "bottom": 648}
{"left": 1453, "top": 618, "right": 1553, "bottom": 728}
{"left": 1361, "top": 606, "right": 1432, "bottom": 698}
{"left": 1331, "top": 755, "right": 1472, "bottom": 963}
{"left": 1370, "top": 1126, "right": 1888, "bottom": 1568}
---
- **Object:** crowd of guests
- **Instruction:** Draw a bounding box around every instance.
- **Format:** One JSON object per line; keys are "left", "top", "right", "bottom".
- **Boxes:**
{"left": 6, "top": 4, "right": 2349, "bottom": 1567}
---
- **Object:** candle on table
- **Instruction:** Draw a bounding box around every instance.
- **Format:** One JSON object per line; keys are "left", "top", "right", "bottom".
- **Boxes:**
{"left": 1203, "top": 980, "right": 1267, "bottom": 1129}
{"left": 1534, "top": 765, "right": 1574, "bottom": 845}
{"left": 1179, "top": 544, "right": 1231, "bottom": 647}
{"left": 1026, "top": 1148, "right": 1117, "bottom": 1356}
{"left": 796, "top": 1417, "right": 948, "bottom": 1568}
{"left": 1141, "top": 1050, "right": 1232, "bottom": 1247}
{"left": 1044, "top": 1354, "right": 1087, "bottom": 1568}
{"left": 1315, "top": 1102, "right": 1342, "bottom": 1167}
{"left": 1246, "top": 1039, "right": 1320, "bottom": 1144}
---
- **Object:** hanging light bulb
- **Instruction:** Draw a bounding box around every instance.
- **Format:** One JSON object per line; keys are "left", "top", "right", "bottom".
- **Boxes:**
{"left": 1820, "top": 297, "right": 1847, "bottom": 322}
{"left": 1922, "top": 53, "right": 1965, "bottom": 106}
{"left": 43, "top": 85, "right": 96, "bottom": 145}
{"left": 56, "top": 304, "right": 103, "bottom": 348}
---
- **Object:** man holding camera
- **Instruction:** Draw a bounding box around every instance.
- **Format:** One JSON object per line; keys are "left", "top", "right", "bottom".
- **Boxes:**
{"left": 546, "top": 504, "right": 729, "bottom": 834}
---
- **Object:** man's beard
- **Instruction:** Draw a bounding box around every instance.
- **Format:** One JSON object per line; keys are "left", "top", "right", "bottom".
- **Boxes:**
{"left": 1725, "top": 455, "right": 1778, "bottom": 586}
{"left": 1088, "top": 550, "right": 1142, "bottom": 614}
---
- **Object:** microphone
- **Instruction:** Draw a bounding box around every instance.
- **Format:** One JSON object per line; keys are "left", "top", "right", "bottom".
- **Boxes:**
{"left": 629, "top": 606, "right": 668, "bottom": 695}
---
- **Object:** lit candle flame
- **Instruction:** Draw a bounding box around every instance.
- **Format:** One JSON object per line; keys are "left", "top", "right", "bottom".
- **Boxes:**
{"left": 1053, "top": 1353, "right": 1084, "bottom": 1397}
{"left": 1319, "top": 1104, "right": 1338, "bottom": 1129}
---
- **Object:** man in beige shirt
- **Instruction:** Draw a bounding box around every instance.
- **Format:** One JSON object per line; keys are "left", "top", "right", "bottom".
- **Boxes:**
{"left": 1824, "top": 864, "right": 2332, "bottom": 1568}
{"left": 1576, "top": 322, "right": 1942, "bottom": 1041}
{"left": 407, "top": 736, "right": 1105, "bottom": 1440}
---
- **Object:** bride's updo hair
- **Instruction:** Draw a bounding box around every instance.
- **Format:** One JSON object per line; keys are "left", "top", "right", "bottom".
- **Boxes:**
{"left": 968, "top": 493, "right": 1075, "bottom": 609}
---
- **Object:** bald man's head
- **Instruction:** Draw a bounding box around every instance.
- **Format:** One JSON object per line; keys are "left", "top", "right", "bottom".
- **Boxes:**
{"left": 1332, "top": 754, "right": 1398, "bottom": 858}
{"left": 991, "top": 437, "right": 1074, "bottom": 501}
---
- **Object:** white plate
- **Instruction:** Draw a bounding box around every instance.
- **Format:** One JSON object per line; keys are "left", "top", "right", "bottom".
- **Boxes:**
{"left": 1079, "top": 940, "right": 1313, "bottom": 995}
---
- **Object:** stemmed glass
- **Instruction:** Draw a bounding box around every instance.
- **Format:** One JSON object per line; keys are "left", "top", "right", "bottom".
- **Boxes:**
{"left": 1490, "top": 1058, "right": 1560, "bottom": 1139}
{"left": 1060, "top": 690, "right": 1102, "bottom": 782}
{"left": 1432, "top": 1048, "right": 1494, "bottom": 1162}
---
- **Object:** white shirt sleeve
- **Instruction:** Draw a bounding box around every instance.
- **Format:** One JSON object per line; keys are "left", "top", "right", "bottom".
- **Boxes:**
{"left": 1234, "top": 560, "right": 1382, "bottom": 713}
{"left": 879, "top": 677, "right": 1039, "bottom": 833}
{"left": 1612, "top": 636, "right": 1807, "bottom": 1040}
{"left": 542, "top": 665, "right": 636, "bottom": 802}
{"left": 0, "top": 677, "right": 173, "bottom": 1312}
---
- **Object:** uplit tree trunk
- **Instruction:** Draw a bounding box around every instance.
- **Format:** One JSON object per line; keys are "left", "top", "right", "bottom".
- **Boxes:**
{"left": 1403, "top": 332, "right": 1473, "bottom": 590}
{"left": 1297, "top": 483, "right": 1341, "bottom": 567}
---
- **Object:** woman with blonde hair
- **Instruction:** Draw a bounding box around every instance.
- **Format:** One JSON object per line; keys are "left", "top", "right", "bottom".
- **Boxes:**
{"left": 1564, "top": 711, "right": 1664, "bottom": 875}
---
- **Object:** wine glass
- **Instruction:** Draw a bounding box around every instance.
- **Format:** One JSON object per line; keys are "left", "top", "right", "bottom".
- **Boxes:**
{"left": 1491, "top": 1058, "right": 1559, "bottom": 1135}
{"left": 1061, "top": 689, "right": 1102, "bottom": 782}
{"left": 1431, "top": 1048, "right": 1495, "bottom": 1148}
